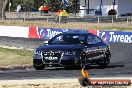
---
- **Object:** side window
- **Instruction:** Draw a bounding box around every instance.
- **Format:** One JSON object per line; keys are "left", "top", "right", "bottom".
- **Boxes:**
{"left": 87, "top": 35, "right": 95, "bottom": 44}
{"left": 87, "top": 35, "right": 102, "bottom": 44}
{"left": 50, "top": 35, "right": 63, "bottom": 44}
{"left": 94, "top": 36, "right": 102, "bottom": 43}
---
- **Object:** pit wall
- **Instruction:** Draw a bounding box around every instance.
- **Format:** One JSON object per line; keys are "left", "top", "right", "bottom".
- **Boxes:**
{"left": 0, "top": 26, "right": 131, "bottom": 43}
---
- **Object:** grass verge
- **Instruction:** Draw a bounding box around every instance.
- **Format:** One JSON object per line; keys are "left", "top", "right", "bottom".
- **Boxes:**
{"left": 0, "top": 47, "right": 33, "bottom": 67}
{"left": 0, "top": 20, "right": 132, "bottom": 31}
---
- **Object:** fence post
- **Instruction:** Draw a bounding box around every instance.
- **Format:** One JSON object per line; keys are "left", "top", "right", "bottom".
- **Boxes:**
{"left": 127, "top": 16, "right": 129, "bottom": 24}
{"left": 24, "top": 12, "right": 26, "bottom": 23}
{"left": 97, "top": 15, "right": 100, "bottom": 24}
{"left": 47, "top": 13, "right": 49, "bottom": 23}
{"left": 130, "top": 16, "right": 132, "bottom": 22}
{"left": 59, "top": 16, "right": 61, "bottom": 23}
{"left": 112, "top": 15, "right": 114, "bottom": 24}
{"left": 35, "top": 17, "right": 37, "bottom": 23}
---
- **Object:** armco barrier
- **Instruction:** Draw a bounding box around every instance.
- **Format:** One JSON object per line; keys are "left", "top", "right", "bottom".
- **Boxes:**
{"left": 0, "top": 26, "right": 131, "bottom": 43}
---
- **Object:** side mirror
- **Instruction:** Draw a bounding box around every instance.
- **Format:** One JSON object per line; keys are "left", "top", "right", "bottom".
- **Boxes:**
{"left": 44, "top": 41, "right": 48, "bottom": 45}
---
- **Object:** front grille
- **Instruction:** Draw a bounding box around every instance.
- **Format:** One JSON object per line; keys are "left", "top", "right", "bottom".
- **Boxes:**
{"left": 43, "top": 51, "right": 61, "bottom": 57}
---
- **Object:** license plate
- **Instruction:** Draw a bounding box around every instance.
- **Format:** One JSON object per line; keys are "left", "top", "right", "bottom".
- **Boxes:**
{"left": 45, "top": 57, "right": 58, "bottom": 60}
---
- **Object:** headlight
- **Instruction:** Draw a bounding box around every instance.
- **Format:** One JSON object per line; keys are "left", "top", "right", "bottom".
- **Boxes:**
{"left": 34, "top": 50, "right": 41, "bottom": 55}
{"left": 64, "top": 51, "right": 76, "bottom": 55}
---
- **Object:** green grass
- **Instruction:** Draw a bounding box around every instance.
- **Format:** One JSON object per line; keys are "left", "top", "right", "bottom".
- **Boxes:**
{"left": 0, "top": 47, "right": 33, "bottom": 67}
{"left": 0, "top": 20, "right": 132, "bottom": 31}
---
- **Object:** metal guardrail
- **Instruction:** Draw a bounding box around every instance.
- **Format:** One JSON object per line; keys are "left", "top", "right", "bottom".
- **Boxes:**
{"left": 1, "top": 11, "right": 132, "bottom": 24}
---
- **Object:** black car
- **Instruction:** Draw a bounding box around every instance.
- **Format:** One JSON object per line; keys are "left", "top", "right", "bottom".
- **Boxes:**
{"left": 33, "top": 32, "right": 111, "bottom": 70}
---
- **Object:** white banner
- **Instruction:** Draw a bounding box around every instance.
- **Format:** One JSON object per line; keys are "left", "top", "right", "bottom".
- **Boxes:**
{"left": 0, "top": 26, "right": 29, "bottom": 38}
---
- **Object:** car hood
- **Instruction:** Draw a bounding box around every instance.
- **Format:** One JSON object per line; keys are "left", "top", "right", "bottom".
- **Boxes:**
{"left": 36, "top": 44, "right": 84, "bottom": 51}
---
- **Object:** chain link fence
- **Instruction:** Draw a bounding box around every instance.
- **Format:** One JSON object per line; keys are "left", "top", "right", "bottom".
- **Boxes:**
{"left": 3, "top": 11, "right": 54, "bottom": 22}
{"left": 0, "top": 11, "right": 132, "bottom": 25}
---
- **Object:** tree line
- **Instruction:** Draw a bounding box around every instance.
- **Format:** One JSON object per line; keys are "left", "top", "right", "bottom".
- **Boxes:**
{"left": 0, "top": 0, "right": 79, "bottom": 19}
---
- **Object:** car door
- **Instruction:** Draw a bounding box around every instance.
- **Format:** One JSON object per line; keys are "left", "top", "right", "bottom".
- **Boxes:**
{"left": 85, "top": 35, "right": 99, "bottom": 60}
{"left": 94, "top": 36, "right": 107, "bottom": 58}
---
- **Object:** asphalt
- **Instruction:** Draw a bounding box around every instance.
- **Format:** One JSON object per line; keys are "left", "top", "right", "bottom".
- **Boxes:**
{"left": 0, "top": 37, "right": 132, "bottom": 80}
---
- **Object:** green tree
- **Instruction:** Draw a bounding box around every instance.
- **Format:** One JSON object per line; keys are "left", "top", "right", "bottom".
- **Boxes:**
{"left": 0, "top": 0, "right": 9, "bottom": 19}
{"left": 0, "top": 0, "right": 80, "bottom": 19}
{"left": 70, "top": 0, "right": 80, "bottom": 13}
{"left": 45, "top": 0, "right": 62, "bottom": 12}
{"left": 34, "top": 0, "right": 45, "bottom": 11}
{"left": 44, "top": 0, "right": 79, "bottom": 13}
{"left": 10, "top": 0, "right": 34, "bottom": 11}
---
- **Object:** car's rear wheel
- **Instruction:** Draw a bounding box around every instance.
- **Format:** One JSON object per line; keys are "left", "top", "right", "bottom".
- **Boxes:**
{"left": 33, "top": 59, "right": 45, "bottom": 70}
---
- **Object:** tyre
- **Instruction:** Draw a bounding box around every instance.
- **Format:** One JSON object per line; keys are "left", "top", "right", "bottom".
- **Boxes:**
{"left": 33, "top": 59, "right": 45, "bottom": 70}
{"left": 99, "top": 62, "right": 109, "bottom": 68}
{"left": 79, "top": 52, "right": 86, "bottom": 68}
{"left": 33, "top": 64, "right": 45, "bottom": 70}
{"left": 99, "top": 58, "right": 110, "bottom": 68}
{"left": 99, "top": 52, "right": 110, "bottom": 68}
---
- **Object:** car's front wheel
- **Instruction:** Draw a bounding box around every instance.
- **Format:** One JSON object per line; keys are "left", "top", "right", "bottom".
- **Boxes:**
{"left": 99, "top": 61, "right": 109, "bottom": 68}
{"left": 99, "top": 51, "right": 111, "bottom": 68}
{"left": 33, "top": 64, "right": 45, "bottom": 70}
{"left": 79, "top": 52, "right": 87, "bottom": 68}
{"left": 33, "top": 59, "right": 45, "bottom": 70}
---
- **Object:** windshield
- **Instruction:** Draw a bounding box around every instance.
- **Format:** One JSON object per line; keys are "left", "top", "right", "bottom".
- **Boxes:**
{"left": 49, "top": 34, "right": 86, "bottom": 44}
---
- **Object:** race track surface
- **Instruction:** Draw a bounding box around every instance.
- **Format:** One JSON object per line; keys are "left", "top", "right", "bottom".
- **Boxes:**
{"left": 0, "top": 37, "right": 132, "bottom": 80}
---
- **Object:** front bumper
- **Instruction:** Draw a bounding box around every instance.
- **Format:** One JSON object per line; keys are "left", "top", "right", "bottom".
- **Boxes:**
{"left": 43, "top": 55, "right": 80, "bottom": 67}
{"left": 33, "top": 54, "right": 80, "bottom": 67}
